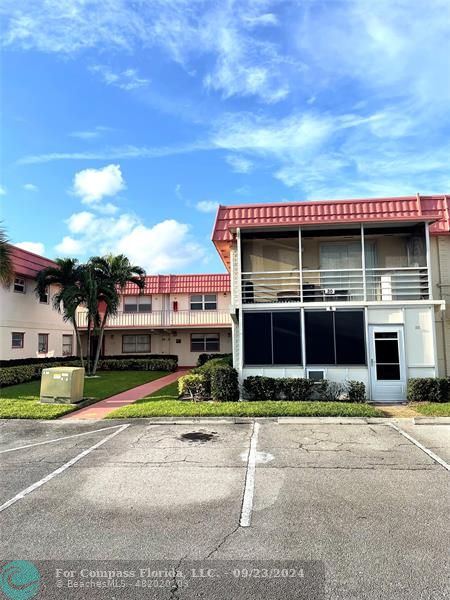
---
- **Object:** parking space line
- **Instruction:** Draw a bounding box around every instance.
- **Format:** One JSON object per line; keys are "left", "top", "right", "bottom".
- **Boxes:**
{"left": 0, "top": 424, "right": 130, "bottom": 514}
{"left": 0, "top": 424, "right": 128, "bottom": 455}
{"left": 389, "top": 423, "right": 450, "bottom": 471}
{"left": 240, "top": 421, "right": 260, "bottom": 527}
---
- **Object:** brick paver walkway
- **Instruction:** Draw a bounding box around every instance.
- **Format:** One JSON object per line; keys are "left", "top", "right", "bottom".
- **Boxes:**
{"left": 62, "top": 369, "right": 189, "bottom": 420}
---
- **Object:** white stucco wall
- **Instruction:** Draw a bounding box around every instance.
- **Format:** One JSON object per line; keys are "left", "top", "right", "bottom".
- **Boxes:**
{"left": 0, "top": 280, "right": 74, "bottom": 360}
{"left": 81, "top": 328, "right": 232, "bottom": 367}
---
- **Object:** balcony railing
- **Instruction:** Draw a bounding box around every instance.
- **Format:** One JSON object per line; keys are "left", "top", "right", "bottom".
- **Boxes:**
{"left": 242, "top": 267, "right": 430, "bottom": 304}
{"left": 76, "top": 309, "right": 231, "bottom": 328}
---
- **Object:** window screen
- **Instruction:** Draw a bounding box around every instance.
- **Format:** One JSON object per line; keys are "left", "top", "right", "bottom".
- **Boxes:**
{"left": 272, "top": 312, "right": 301, "bottom": 365}
{"left": 305, "top": 311, "right": 335, "bottom": 364}
{"left": 190, "top": 333, "right": 220, "bottom": 352}
{"left": 243, "top": 312, "right": 301, "bottom": 366}
{"left": 12, "top": 332, "right": 24, "bottom": 348}
{"left": 305, "top": 310, "right": 365, "bottom": 365}
{"left": 243, "top": 312, "right": 272, "bottom": 365}
{"left": 335, "top": 311, "right": 366, "bottom": 365}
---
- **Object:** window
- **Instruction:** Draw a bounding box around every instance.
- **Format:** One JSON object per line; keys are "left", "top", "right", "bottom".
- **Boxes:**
{"left": 190, "top": 294, "right": 217, "bottom": 311}
{"left": 122, "top": 334, "right": 150, "bottom": 353}
{"left": 123, "top": 296, "right": 152, "bottom": 313}
{"left": 305, "top": 310, "right": 366, "bottom": 365}
{"left": 38, "top": 333, "right": 49, "bottom": 353}
{"left": 243, "top": 311, "right": 301, "bottom": 366}
{"left": 13, "top": 277, "right": 26, "bottom": 293}
{"left": 191, "top": 333, "right": 220, "bottom": 352}
{"left": 39, "top": 287, "right": 49, "bottom": 304}
{"left": 11, "top": 332, "right": 24, "bottom": 349}
{"left": 62, "top": 335, "right": 73, "bottom": 356}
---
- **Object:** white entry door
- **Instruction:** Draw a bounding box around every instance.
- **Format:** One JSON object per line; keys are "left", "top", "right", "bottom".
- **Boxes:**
{"left": 369, "top": 326, "right": 406, "bottom": 402}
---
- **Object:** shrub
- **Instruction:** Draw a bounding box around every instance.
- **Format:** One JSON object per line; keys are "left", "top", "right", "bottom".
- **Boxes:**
{"left": 197, "top": 353, "right": 232, "bottom": 367}
{"left": 278, "top": 378, "right": 315, "bottom": 401}
{"left": 178, "top": 373, "right": 209, "bottom": 401}
{"left": 407, "top": 377, "right": 450, "bottom": 403}
{"left": 0, "top": 354, "right": 178, "bottom": 369}
{"left": 96, "top": 358, "right": 177, "bottom": 372}
{"left": 243, "top": 376, "right": 279, "bottom": 401}
{"left": 315, "top": 380, "right": 348, "bottom": 402}
{"left": 0, "top": 361, "right": 83, "bottom": 387}
{"left": 346, "top": 380, "right": 366, "bottom": 403}
{"left": 211, "top": 366, "right": 240, "bottom": 402}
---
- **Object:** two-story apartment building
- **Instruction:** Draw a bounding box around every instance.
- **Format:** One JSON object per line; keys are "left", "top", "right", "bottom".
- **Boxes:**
{"left": 0, "top": 246, "right": 75, "bottom": 360}
{"left": 76, "top": 274, "right": 232, "bottom": 367}
{"left": 212, "top": 194, "right": 450, "bottom": 402}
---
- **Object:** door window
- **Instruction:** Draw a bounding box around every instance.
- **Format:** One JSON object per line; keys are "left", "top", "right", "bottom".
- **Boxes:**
{"left": 374, "top": 331, "right": 401, "bottom": 380}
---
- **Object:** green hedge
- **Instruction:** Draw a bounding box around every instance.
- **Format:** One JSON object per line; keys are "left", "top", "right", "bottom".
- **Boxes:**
{"left": 95, "top": 358, "right": 177, "bottom": 372}
{"left": 0, "top": 358, "right": 176, "bottom": 388}
{"left": 211, "top": 367, "right": 240, "bottom": 402}
{"left": 242, "top": 376, "right": 366, "bottom": 402}
{"left": 179, "top": 357, "right": 239, "bottom": 402}
{"left": 178, "top": 373, "right": 209, "bottom": 401}
{"left": 196, "top": 353, "right": 232, "bottom": 367}
{"left": 0, "top": 361, "right": 81, "bottom": 387}
{"left": 407, "top": 377, "right": 450, "bottom": 403}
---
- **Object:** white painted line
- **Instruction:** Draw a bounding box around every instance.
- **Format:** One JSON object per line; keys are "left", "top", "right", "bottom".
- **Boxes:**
{"left": 389, "top": 423, "right": 450, "bottom": 471}
{"left": 0, "top": 424, "right": 128, "bottom": 455}
{"left": 240, "top": 422, "right": 260, "bottom": 527}
{"left": 0, "top": 424, "right": 130, "bottom": 514}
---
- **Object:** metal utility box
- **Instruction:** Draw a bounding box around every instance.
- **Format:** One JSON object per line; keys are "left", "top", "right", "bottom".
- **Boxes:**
{"left": 40, "top": 367, "right": 85, "bottom": 404}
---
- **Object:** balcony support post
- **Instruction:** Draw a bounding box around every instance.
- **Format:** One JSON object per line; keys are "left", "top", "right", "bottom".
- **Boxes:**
{"left": 425, "top": 222, "right": 432, "bottom": 300}
{"left": 361, "top": 223, "right": 367, "bottom": 301}
{"left": 237, "top": 228, "right": 244, "bottom": 371}
{"left": 298, "top": 226, "right": 303, "bottom": 302}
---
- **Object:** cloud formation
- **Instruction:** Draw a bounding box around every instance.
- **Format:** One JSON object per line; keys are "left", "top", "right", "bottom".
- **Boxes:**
{"left": 56, "top": 210, "right": 206, "bottom": 272}
{"left": 72, "top": 164, "right": 125, "bottom": 209}
{"left": 15, "top": 241, "right": 45, "bottom": 255}
{"left": 196, "top": 200, "right": 219, "bottom": 213}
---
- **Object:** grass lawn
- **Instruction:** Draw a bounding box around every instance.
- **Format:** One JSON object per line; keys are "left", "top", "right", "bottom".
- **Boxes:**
{"left": 0, "top": 371, "right": 168, "bottom": 419}
{"left": 413, "top": 402, "right": 450, "bottom": 417}
{"left": 107, "top": 381, "right": 385, "bottom": 418}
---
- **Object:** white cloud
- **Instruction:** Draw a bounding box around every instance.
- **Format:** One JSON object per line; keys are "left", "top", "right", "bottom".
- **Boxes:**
{"left": 55, "top": 212, "right": 206, "bottom": 272}
{"left": 23, "top": 183, "right": 38, "bottom": 192}
{"left": 196, "top": 200, "right": 219, "bottom": 213}
{"left": 225, "top": 154, "right": 254, "bottom": 174}
{"left": 55, "top": 236, "right": 84, "bottom": 256}
{"left": 0, "top": 185, "right": 6, "bottom": 195}
{"left": 15, "top": 241, "right": 45, "bottom": 255}
{"left": 69, "top": 126, "right": 111, "bottom": 140}
{"left": 89, "top": 65, "right": 150, "bottom": 91}
{"left": 72, "top": 164, "right": 125, "bottom": 206}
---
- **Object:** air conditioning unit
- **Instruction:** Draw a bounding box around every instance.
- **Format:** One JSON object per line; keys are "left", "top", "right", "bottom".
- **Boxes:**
{"left": 40, "top": 367, "right": 85, "bottom": 404}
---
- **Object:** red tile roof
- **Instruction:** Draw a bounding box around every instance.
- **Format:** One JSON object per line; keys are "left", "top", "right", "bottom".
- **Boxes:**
{"left": 212, "top": 194, "right": 450, "bottom": 268}
{"left": 10, "top": 245, "right": 57, "bottom": 278}
{"left": 122, "top": 274, "right": 230, "bottom": 295}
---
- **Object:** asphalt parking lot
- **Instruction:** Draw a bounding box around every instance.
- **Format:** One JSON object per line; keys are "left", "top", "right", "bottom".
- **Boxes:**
{"left": 0, "top": 419, "right": 448, "bottom": 599}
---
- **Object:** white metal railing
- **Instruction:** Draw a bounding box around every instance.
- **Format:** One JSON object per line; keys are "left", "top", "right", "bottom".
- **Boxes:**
{"left": 242, "top": 267, "right": 429, "bottom": 304}
{"left": 76, "top": 309, "right": 231, "bottom": 328}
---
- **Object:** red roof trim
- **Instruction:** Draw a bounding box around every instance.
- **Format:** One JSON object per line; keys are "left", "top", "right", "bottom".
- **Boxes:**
{"left": 10, "top": 245, "right": 57, "bottom": 279}
{"left": 212, "top": 194, "right": 450, "bottom": 268}
{"left": 122, "top": 273, "right": 230, "bottom": 295}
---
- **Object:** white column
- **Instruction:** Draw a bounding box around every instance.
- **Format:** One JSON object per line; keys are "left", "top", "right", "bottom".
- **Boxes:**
{"left": 237, "top": 228, "right": 244, "bottom": 371}
{"left": 361, "top": 223, "right": 367, "bottom": 301}
{"left": 299, "top": 226, "right": 303, "bottom": 302}
{"left": 425, "top": 222, "right": 432, "bottom": 300}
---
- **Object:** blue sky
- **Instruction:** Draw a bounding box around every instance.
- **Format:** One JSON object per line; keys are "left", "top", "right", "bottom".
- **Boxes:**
{"left": 1, "top": 0, "right": 449, "bottom": 273}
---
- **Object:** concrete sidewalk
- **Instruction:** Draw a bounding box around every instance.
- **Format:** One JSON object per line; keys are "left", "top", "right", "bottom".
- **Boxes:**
{"left": 62, "top": 369, "right": 188, "bottom": 420}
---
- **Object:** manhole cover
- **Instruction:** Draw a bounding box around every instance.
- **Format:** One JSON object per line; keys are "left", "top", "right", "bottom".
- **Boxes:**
{"left": 180, "top": 431, "right": 218, "bottom": 443}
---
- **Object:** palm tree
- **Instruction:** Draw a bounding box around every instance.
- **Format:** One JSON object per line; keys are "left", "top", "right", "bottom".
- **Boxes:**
{"left": 0, "top": 225, "right": 14, "bottom": 287}
{"left": 89, "top": 254, "right": 146, "bottom": 375}
{"left": 35, "top": 258, "right": 86, "bottom": 367}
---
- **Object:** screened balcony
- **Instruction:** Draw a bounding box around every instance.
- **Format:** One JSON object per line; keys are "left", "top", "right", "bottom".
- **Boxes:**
{"left": 241, "top": 224, "right": 430, "bottom": 304}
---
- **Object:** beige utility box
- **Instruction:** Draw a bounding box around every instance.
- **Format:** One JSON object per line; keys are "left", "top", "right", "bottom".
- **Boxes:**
{"left": 40, "top": 367, "right": 85, "bottom": 404}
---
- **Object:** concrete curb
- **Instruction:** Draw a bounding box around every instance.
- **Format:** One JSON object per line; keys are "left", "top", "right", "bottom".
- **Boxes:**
{"left": 413, "top": 417, "right": 450, "bottom": 425}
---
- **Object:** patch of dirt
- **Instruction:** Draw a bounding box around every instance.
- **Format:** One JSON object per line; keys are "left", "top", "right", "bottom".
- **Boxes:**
{"left": 377, "top": 404, "right": 420, "bottom": 418}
